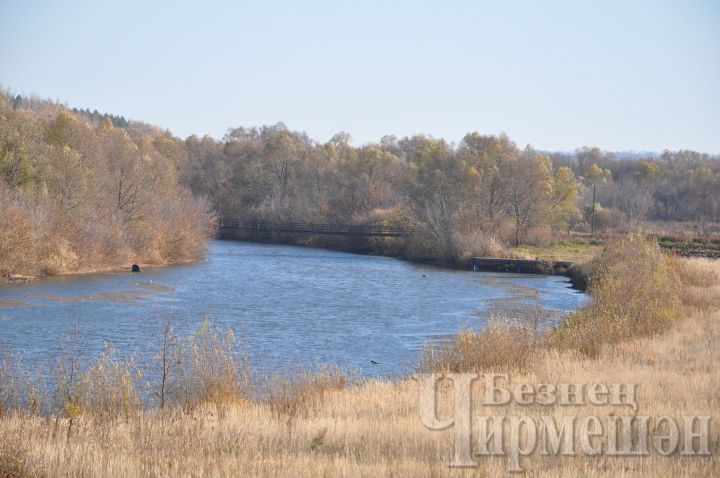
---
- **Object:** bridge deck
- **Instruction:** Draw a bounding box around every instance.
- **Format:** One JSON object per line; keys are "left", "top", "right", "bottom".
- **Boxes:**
{"left": 219, "top": 219, "right": 415, "bottom": 237}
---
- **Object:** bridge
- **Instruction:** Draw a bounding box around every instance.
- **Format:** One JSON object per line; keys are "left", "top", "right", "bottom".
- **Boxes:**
{"left": 218, "top": 218, "right": 416, "bottom": 237}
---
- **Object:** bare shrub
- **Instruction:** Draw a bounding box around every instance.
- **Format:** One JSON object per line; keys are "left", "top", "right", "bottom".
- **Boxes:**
{"left": 0, "top": 185, "right": 35, "bottom": 278}
{"left": 145, "top": 317, "right": 246, "bottom": 410}
{"left": 54, "top": 325, "right": 82, "bottom": 417}
{"left": 418, "top": 321, "right": 536, "bottom": 373}
{"left": 152, "top": 319, "right": 183, "bottom": 410}
{"left": 0, "top": 351, "right": 45, "bottom": 417}
{"left": 549, "top": 234, "right": 681, "bottom": 357}
{"left": 0, "top": 352, "right": 23, "bottom": 417}
{"left": 54, "top": 326, "right": 141, "bottom": 420}
{"left": 76, "top": 343, "right": 142, "bottom": 419}
{"left": 161, "top": 194, "right": 217, "bottom": 262}
{"left": 450, "top": 229, "right": 512, "bottom": 263}
{"left": 524, "top": 225, "right": 554, "bottom": 247}
{"left": 590, "top": 204, "right": 626, "bottom": 233}
{"left": 179, "top": 317, "right": 247, "bottom": 407}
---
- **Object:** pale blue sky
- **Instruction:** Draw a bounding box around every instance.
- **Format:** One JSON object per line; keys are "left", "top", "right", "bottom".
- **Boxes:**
{"left": 1, "top": 0, "right": 718, "bottom": 152}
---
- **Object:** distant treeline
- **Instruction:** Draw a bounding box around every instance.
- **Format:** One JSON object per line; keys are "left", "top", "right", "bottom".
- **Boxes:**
{"left": 71, "top": 107, "right": 129, "bottom": 128}
{"left": 182, "top": 126, "right": 720, "bottom": 260}
{"left": 549, "top": 146, "right": 720, "bottom": 234}
{"left": 2, "top": 92, "right": 719, "bottom": 276}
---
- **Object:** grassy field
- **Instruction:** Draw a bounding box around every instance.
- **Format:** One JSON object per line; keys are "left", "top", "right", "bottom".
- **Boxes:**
{"left": 1, "top": 241, "right": 718, "bottom": 477}
{"left": 514, "top": 239, "right": 602, "bottom": 262}
{"left": 514, "top": 235, "right": 720, "bottom": 264}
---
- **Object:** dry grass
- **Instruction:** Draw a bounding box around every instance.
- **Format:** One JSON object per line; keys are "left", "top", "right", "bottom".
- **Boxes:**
{"left": 677, "top": 257, "right": 720, "bottom": 311}
{"left": 1, "top": 302, "right": 718, "bottom": 477}
{"left": 515, "top": 239, "right": 602, "bottom": 262}
{"left": 266, "top": 366, "right": 348, "bottom": 419}
{"left": 550, "top": 235, "right": 681, "bottom": 356}
{"left": 418, "top": 321, "right": 537, "bottom": 373}
{"left": 0, "top": 433, "right": 31, "bottom": 478}
{"left": 0, "top": 248, "right": 718, "bottom": 476}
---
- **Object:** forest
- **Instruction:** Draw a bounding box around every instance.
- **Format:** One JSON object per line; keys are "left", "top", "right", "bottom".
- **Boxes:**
{"left": 1, "top": 91, "right": 719, "bottom": 277}
{"left": 0, "top": 93, "right": 215, "bottom": 278}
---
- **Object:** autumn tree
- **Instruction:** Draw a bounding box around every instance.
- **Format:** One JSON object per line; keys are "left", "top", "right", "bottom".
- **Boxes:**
{"left": 505, "top": 148, "right": 553, "bottom": 246}
{"left": 575, "top": 146, "right": 603, "bottom": 176}
{"left": 457, "top": 133, "right": 516, "bottom": 225}
{"left": 407, "top": 138, "right": 469, "bottom": 257}
{"left": 0, "top": 91, "right": 215, "bottom": 277}
{"left": 549, "top": 166, "right": 582, "bottom": 230}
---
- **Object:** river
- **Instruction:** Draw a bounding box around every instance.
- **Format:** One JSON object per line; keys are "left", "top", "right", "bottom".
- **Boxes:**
{"left": 0, "top": 240, "right": 586, "bottom": 377}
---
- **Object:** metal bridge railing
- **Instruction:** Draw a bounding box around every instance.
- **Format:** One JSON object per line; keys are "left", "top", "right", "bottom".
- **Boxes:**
{"left": 218, "top": 218, "right": 417, "bottom": 237}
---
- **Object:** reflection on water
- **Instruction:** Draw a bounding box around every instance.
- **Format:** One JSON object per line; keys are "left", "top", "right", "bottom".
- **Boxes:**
{"left": 0, "top": 240, "right": 587, "bottom": 377}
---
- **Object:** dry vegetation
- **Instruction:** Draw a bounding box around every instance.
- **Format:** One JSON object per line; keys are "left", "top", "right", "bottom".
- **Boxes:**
{"left": 0, "top": 94, "right": 215, "bottom": 280}
{"left": 4, "top": 91, "right": 720, "bottom": 277}
{"left": 0, "top": 237, "right": 718, "bottom": 477}
{"left": 549, "top": 235, "right": 681, "bottom": 356}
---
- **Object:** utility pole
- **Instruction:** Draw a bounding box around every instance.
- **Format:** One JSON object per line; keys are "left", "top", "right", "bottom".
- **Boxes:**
{"left": 591, "top": 183, "right": 596, "bottom": 237}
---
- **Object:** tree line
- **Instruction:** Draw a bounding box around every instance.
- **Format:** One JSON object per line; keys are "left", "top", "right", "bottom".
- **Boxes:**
{"left": 184, "top": 127, "right": 582, "bottom": 259}
{"left": 551, "top": 147, "right": 720, "bottom": 236}
{"left": 2, "top": 91, "right": 718, "bottom": 275}
{"left": 182, "top": 125, "right": 719, "bottom": 261}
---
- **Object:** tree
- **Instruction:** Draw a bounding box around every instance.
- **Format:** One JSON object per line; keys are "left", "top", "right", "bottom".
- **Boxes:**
{"left": 458, "top": 133, "right": 516, "bottom": 225}
{"left": 407, "top": 138, "right": 469, "bottom": 257}
{"left": 575, "top": 146, "right": 602, "bottom": 176}
{"left": 549, "top": 166, "right": 581, "bottom": 230}
{"left": 0, "top": 91, "right": 216, "bottom": 278}
{"left": 584, "top": 163, "right": 613, "bottom": 234}
{"left": 617, "top": 179, "right": 654, "bottom": 230}
{"left": 154, "top": 319, "right": 182, "bottom": 410}
{"left": 688, "top": 167, "right": 720, "bottom": 233}
{"left": 0, "top": 106, "right": 38, "bottom": 188}
{"left": 505, "top": 148, "right": 553, "bottom": 246}
{"left": 45, "top": 145, "right": 87, "bottom": 211}
{"left": 101, "top": 127, "right": 150, "bottom": 225}
{"left": 0, "top": 138, "right": 34, "bottom": 188}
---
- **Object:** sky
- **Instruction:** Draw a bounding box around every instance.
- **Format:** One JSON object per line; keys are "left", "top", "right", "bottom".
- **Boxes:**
{"left": 1, "top": 0, "right": 719, "bottom": 152}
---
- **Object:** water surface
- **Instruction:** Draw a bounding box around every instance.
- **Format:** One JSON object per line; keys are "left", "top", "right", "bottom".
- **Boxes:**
{"left": 0, "top": 241, "right": 586, "bottom": 377}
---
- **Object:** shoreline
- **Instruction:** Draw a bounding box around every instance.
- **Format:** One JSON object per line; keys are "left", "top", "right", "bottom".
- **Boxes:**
{"left": 2, "top": 257, "right": 201, "bottom": 285}
{"left": 215, "top": 234, "right": 589, "bottom": 289}
{"left": 3, "top": 237, "right": 587, "bottom": 292}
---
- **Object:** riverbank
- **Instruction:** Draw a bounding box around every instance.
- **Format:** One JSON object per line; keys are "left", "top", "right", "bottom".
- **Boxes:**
{"left": 1, "top": 243, "right": 717, "bottom": 476}
{"left": 2, "top": 258, "right": 201, "bottom": 285}
{"left": 218, "top": 229, "right": 594, "bottom": 284}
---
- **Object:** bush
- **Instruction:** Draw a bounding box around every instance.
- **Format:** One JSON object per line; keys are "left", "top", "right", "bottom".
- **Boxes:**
{"left": 549, "top": 235, "right": 680, "bottom": 357}
{"left": 0, "top": 185, "right": 35, "bottom": 278}
{"left": 450, "top": 229, "right": 512, "bottom": 263}
{"left": 75, "top": 343, "right": 142, "bottom": 419}
{"left": 566, "top": 261, "right": 595, "bottom": 290}
{"left": 418, "top": 322, "right": 537, "bottom": 373}
{"left": 0, "top": 352, "right": 45, "bottom": 418}
{"left": 180, "top": 317, "right": 247, "bottom": 407}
